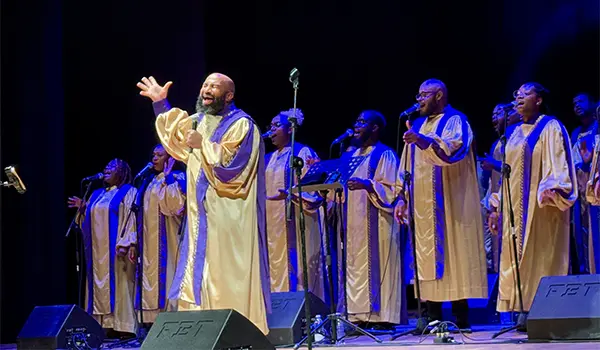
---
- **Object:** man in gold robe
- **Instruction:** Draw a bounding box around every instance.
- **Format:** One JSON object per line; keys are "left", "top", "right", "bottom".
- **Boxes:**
{"left": 339, "top": 110, "right": 403, "bottom": 326}
{"left": 135, "top": 145, "right": 186, "bottom": 324}
{"left": 136, "top": 73, "right": 270, "bottom": 334}
{"left": 395, "top": 79, "right": 488, "bottom": 331}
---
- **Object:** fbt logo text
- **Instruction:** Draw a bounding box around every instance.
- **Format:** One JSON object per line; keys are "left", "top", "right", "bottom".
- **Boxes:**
{"left": 156, "top": 320, "right": 212, "bottom": 338}
{"left": 545, "top": 282, "right": 600, "bottom": 298}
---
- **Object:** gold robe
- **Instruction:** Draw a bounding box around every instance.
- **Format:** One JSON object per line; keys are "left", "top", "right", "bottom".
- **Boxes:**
{"left": 481, "top": 140, "right": 503, "bottom": 272}
{"left": 265, "top": 145, "right": 325, "bottom": 300}
{"left": 154, "top": 100, "right": 270, "bottom": 334}
{"left": 81, "top": 185, "right": 138, "bottom": 334}
{"left": 138, "top": 171, "right": 185, "bottom": 323}
{"left": 491, "top": 116, "right": 576, "bottom": 312}
{"left": 584, "top": 134, "right": 600, "bottom": 274}
{"left": 343, "top": 143, "right": 402, "bottom": 324}
{"left": 399, "top": 108, "right": 488, "bottom": 302}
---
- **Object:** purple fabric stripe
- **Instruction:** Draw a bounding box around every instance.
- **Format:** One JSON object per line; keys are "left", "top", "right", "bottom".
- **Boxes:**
{"left": 107, "top": 185, "right": 132, "bottom": 313}
{"left": 134, "top": 177, "right": 151, "bottom": 310}
{"left": 213, "top": 123, "right": 254, "bottom": 183}
{"left": 158, "top": 210, "right": 167, "bottom": 309}
{"left": 256, "top": 140, "right": 272, "bottom": 313}
{"left": 152, "top": 99, "right": 172, "bottom": 117}
{"left": 366, "top": 143, "right": 387, "bottom": 313}
{"left": 433, "top": 167, "right": 445, "bottom": 279}
{"left": 192, "top": 170, "right": 209, "bottom": 306}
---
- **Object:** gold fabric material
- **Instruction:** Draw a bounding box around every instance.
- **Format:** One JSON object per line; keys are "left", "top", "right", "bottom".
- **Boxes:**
{"left": 155, "top": 108, "right": 268, "bottom": 334}
{"left": 84, "top": 186, "right": 138, "bottom": 334}
{"left": 344, "top": 145, "right": 402, "bottom": 324}
{"left": 139, "top": 172, "right": 185, "bottom": 323}
{"left": 265, "top": 146, "right": 325, "bottom": 300}
{"left": 493, "top": 117, "right": 576, "bottom": 312}
{"left": 399, "top": 113, "right": 488, "bottom": 302}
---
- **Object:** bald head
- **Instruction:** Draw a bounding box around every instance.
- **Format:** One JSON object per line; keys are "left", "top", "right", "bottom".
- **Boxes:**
{"left": 417, "top": 78, "right": 448, "bottom": 116}
{"left": 197, "top": 72, "right": 236, "bottom": 115}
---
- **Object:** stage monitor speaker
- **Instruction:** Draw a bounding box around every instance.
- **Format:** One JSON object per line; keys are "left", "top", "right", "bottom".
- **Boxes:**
{"left": 16, "top": 304, "right": 104, "bottom": 350}
{"left": 527, "top": 274, "right": 600, "bottom": 341}
{"left": 141, "top": 308, "right": 274, "bottom": 350}
{"left": 266, "top": 291, "right": 330, "bottom": 346}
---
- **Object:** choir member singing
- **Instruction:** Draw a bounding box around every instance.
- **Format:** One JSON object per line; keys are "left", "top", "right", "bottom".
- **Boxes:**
{"left": 67, "top": 159, "right": 138, "bottom": 337}
{"left": 488, "top": 83, "right": 576, "bottom": 327}
{"left": 395, "top": 79, "right": 488, "bottom": 332}
{"left": 264, "top": 109, "right": 326, "bottom": 300}
{"left": 135, "top": 144, "right": 186, "bottom": 323}
{"left": 136, "top": 73, "right": 271, "bottom": 334}
{"left": 339, "top": 110, "right": 403, "bottom": 326}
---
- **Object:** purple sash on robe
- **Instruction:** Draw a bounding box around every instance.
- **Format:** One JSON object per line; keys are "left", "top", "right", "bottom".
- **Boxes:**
{"left": 409, "top": 105, "right": 470, "bottom": 280}
{"left": 82, "top": 184, "right": 133, "bottom": 314}
{"left": 518, "top": 116, "right": 575, "bottom": 258}
{"left": 343, "top": 142, "right": 393, "bottom": 313}
{"left": 265, "top": 144, "right": 317, "bottom": 291}
{"left": 153, "top": 100, "right": 271, "bottom": 313}
{"left": 133, "top": 172, "right": 184, "bottom": 310}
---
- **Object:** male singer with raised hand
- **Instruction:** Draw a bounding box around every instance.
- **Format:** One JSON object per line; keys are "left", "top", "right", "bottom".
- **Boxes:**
{"left": 395, "top": 79, "right": 487, "bottom": 332}
{"left": 136, "top": 73, "right": 271, "bottom": 335}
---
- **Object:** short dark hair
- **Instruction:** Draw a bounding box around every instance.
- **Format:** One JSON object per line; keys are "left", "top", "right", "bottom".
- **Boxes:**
{"left": 522, "top": 82, "right": 551, "bottom": 114}
{"left": 361, "top": 110, "right": 387, "bottom": 130}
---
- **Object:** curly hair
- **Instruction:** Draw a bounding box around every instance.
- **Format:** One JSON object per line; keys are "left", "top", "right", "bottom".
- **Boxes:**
{"left": 107, "top": 158, "right": 132, "bottom": 187}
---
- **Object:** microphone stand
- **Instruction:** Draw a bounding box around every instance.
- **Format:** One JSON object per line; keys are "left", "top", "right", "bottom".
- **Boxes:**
{"left": 285, "top": 69, "right": 312, "bottom": 350}
{"left": 492, "top": 108, "right": 525, "bottom": 339}
{"left": 65, "top": 179, "right": 95, "bottom": 309}
{"left": 108, "top": 174, "right": 147, "bottom": 349}
{"left": 391, "top": 114, "right": 427, "bottom": 340}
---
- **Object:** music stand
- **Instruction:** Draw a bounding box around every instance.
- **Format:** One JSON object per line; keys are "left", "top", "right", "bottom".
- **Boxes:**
{"left": 292, "top": 155, "right": 382, "bottom": 348}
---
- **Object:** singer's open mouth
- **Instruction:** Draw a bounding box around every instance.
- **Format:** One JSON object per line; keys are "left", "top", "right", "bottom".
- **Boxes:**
{"left": 202, "top": 96, "right": 214, "bottom": 104}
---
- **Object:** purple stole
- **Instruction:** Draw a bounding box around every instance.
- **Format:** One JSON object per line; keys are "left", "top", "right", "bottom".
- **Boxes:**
{"left": 264, "top": 144, "right": 317, "bottom": 291}
{"left": 133, "top": 171, "right": 185, "bottom": 310}
{"left": 344, "top": 142, "right": 394, "bottom": 313}
{"left": 516, "top": 116, "right": 575, "bottom": 257}
{"left": 409, "top": 105, "right": 470, "bottom": 280}
{"left": 153, "top": 100, "right": 271, "bottom": 312}
{"left": 81, "top": 184, "right": 133, "bottom": 314}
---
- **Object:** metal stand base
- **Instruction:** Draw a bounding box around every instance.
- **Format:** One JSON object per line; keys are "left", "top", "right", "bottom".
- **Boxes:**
{"left": 390, "top": 317, "right": 429, "bottom": 339}
{"left": 294, "top": 313, "right": 382, "bottom": 348}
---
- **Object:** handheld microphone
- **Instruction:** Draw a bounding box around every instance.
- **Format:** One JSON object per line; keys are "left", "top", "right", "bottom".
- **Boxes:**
{"left": 82, "top": 173, "right": 104, "bottom": 182}
{"left": 189, "top": 119, "right": 198, "bottom": 153}
{"left": 399, "top": 103, "right": 419, "bottom": 119}
{"left": 134, "top": 162, "right": 154, "bottom": 179}
{"left": 262, "top": 130, "right": 273, "bottom": 138}
{"left": 332, "top": 129, "right": 354, "bottom": 144}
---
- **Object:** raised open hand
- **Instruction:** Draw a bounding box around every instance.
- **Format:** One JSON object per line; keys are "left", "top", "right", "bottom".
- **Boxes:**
{"left": 137, "top": 76, "right": 173, "bottom": 102}
{"left": 67, "top": 196, "right": 85, "bottom": 209}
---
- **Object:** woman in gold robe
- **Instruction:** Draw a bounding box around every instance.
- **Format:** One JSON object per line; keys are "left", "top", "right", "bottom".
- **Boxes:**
{"left": 264, "top": 109, "right": 325, "bottom": 300}
{"left": 488, "top": 82, "right": 576, "bottom": 320}
{"left": 135, "top": 145, "right": 186, "bottom": 324}
{"left": 67, "top": 159, "right": 138, "bottom": 336}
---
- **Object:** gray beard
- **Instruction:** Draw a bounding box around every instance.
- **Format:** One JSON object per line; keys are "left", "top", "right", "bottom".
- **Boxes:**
{"left": 196, "top": 95, "right": 226, "bottom": 115}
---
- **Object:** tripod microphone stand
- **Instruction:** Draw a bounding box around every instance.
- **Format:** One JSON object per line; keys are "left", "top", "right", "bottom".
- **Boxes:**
{"left": 283, "top": 68, "right": 314, "bottom": 350}
{"left": 391, "top": 115, "right": 428, "bottom": 340}
{"left": 492, "top": 108, "right": 525, "bottom": 339}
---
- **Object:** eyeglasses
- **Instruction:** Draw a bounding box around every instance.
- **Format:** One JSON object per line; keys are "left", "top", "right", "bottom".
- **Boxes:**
{"left": 416, "top": 90, "right": 437, "bottom": 101}
{"left": 513, "top": 90, "right": 535, "bottom": 99}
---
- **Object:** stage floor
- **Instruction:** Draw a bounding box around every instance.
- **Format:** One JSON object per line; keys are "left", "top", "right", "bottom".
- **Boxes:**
{"left": 3, "top": 325, "right": 598, "bottom": 349}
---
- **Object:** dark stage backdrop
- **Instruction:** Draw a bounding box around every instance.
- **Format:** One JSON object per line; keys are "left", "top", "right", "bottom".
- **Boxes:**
{"left": 1, "top": 0, "right": 598, "bottom": 343}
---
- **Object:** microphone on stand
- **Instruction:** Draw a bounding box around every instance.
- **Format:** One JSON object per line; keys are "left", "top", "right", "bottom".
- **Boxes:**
{"left": 399, "top": 103, "right": 419, "bottom": 119}
{"left": 331, "top": 129, "right": 354, "bottom": 144}
{"left": 134, "top": 162, "right": 154, "bottom": 180}
{"left": 262, "top": 130, "right": 273, "bottom": 139}
{"left": 82, "top": 173, "right": 103, "bottom": 182}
